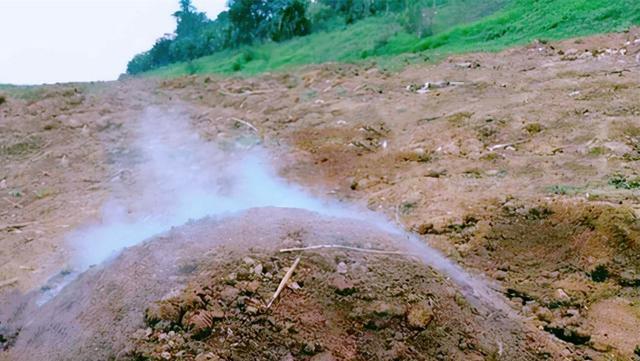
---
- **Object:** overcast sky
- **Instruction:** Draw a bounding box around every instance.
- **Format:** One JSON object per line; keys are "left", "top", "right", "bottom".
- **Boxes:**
{"left": 0, "top": 0, "right": 226, "bottom": 85}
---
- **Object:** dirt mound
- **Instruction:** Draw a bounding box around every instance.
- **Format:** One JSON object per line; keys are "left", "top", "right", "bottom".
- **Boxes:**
{"left": 1, "top": 208, "right": 559, "bottom": 361}
{"left": 127, "top": 251, "right": 520, "bottom": 361}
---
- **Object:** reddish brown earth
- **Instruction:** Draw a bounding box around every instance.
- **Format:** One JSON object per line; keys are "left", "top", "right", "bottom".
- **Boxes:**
{"left": 2, "top": 29, "right": 640, "bottom": 360}
{"left": 0, "top": 208, "right": 564, "bottom": 361}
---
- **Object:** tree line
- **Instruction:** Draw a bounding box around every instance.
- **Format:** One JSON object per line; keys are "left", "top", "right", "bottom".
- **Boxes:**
{"left": 126, "top": 0, "right": 431, "bottom": 74}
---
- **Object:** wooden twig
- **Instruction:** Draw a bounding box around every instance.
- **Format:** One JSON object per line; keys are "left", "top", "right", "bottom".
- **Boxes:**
{"left": 488, "top": 140, "right": 528, "bottom": 152}
{"left": 266, "top": 256, "right": 301, "bottom": 309}
{"left": 219, "top": 88, "right": 283, "bottom": 97}
{"left": 0, "top": 222, "right": 34, "bottom": 232}
{"left": 230, "top": 117, "right": 259, "bottom": 133}
{"left": 280, "top": 245, "right": 412, "bottom": 256}
{"left": 0, "top": 278, "right": 18, "bottom": 289}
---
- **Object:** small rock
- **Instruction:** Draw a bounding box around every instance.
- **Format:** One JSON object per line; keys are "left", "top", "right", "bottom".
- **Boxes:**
{"left": 161, "top": 351, "right": 171, "bottom": 360}
{"left": 535, "top": 307, "right": 554, "bottom": 323}
{"left": 195, "top": 352, "right": 220, "bottom": 361}
{"left": 303, "top": 341, "right": 317, "bottom": 355}
{"left": 590, "top": 341, "right": 610, "bottom": 352}
{"left": 554, "top": 289, "right": 570, "bottom": 303}
{"left": 145, "top": 301, "right": 182, "bottom": 326}
{"left": 243, "top": 257, "right": 255, "bottom": 265}
{"left": 406, "top": 302, "right": 434, "bottom": 329}
{"left": 415, "top": 223, "right": 434, "bottom": 235}
{"left": 254, "top": 264, "right": 263, "bottom": 275}
{"left": 458, "top": 340, "right": 468, "bottom": 350}
{"left": 59, "top": 155, "right": 70, "bottom": 168}
{"left": 336, "top": 262, "right": 348, "bottom": 274}
{"left": 245, "top": 306, "right": 259, "bottom": 315}
{"left": 566, "top": 309, "right": 580, "bottom": 317}
{"left": 244, "top": 280, "right": 261, "bottom": 294}
{"left": 329, "top": 275, "right": 356, "bottom": 295}
{"left": 495, "top": 270, "right": 508, "bottom": 281}
{"left": 220, "top": 286, "right": 240, "bottom": 303}
{"left": 206, "top": 305, "right": 225, "bottom": 320}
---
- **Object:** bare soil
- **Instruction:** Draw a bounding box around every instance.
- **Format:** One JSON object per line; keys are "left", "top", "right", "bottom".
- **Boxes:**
{"left": 2, "top": 29, "right": 640, "bottom": 360}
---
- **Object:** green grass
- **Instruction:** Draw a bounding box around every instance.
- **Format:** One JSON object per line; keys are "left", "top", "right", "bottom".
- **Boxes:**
{"left": 144, "top": 0, "right": 640, "bottom": 78}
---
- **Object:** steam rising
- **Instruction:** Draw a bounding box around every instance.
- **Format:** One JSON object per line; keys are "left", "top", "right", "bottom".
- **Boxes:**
{"left": 69, "top": 108, "right": 357, "bottom": 269}
{"left": 65, "top": 107, "right": 504, "bottom": 312}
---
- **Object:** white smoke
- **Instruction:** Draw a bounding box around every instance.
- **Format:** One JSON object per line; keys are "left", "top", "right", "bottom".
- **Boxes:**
{"left": 63, "top": 107, "right": 505, "bottom": 313}
{"left": 69, "top": 107, "right": 357, "bottom": 269}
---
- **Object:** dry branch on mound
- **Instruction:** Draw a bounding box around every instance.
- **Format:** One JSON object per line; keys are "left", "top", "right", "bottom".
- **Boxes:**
{"left": 280, "top": 244, "right": 413, "bottom": 256}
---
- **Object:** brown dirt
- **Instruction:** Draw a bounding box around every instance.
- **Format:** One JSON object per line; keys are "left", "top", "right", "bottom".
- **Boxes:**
{"left": 2, "top": 29, "right": 640, "bottom": 360}
{"left": 0, "top": 208, "right": 558, "bottom": 361}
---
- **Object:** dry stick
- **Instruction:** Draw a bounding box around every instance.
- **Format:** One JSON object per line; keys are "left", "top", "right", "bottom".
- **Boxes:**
{"left": 219, "top": 88, "right": 283, "bottom": 97}
{"left": 488, "top": 139, "right": 528, "bottom": 152}
{"left": 0, "top": 222, "right": 34, "bottom": 232}
{"left": 280, "top": 245, "right": 413, "bottom": 256}
{"left": 0, "top": 278, "right": 18, "bottom": 289}
{"left": 266, "top": 256, "right": 301, "bottom": 309}
{"left": 230, "top": 117, "right": 259, "bottom": 133}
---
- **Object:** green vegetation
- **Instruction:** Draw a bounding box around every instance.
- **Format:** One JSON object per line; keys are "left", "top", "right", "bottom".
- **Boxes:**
{"left": 547, "top": 184, "right": 584, "bottom": 195}
{"left": 609, "top": 174, "right": 640, "bottom": 190}
{"left": 130, "top": 0, "right": 507, "bottom": 75}
{"left": 136, "top": 0, "right": 640, "bottom": 78}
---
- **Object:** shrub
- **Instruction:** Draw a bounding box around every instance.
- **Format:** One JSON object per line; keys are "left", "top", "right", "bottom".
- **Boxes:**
{"left": 590, "top": 264, "right": 609, "bottom": 282}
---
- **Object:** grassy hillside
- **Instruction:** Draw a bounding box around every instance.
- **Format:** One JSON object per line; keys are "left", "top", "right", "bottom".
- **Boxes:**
{"left": 145, "top": 0, "right": 640, "bottom": 78}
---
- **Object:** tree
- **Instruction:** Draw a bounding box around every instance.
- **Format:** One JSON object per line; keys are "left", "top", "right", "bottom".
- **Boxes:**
{"left": 228, "top": 0, "right": 273, "bottom": 45}
{"left": 270, "top": 0, "right": 311, "bottom": 41}
{"left": 173, "top": 0, "right": 209, "bottom": 38}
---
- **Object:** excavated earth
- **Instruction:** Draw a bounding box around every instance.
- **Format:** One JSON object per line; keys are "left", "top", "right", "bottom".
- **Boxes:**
{"left": 0, "top": 208, "right": 563, "bottom": 361}
{"left": 2, "top": 29, "right": 640, "bottom": 360}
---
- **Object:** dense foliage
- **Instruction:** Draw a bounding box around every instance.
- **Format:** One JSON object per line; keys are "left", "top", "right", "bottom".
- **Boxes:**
{"left": 126, "top": 0, "right": 434, "bottom": 74}
{"left": 129, "top": 0, "right": 640, "bottom": 77}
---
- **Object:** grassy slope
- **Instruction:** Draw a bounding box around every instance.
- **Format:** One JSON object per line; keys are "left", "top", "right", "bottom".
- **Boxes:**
{"left": 146, "top": 0, "right": 640, "bottom": 78}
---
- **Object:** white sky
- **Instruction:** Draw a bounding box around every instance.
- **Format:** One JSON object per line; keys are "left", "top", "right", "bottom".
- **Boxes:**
{"left": 0, "top": 0, "right": 227, "bottom": 85}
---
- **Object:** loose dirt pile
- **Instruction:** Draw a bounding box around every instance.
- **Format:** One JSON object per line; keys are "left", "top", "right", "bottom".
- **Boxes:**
{"left": 128, "top": 252, "right": 512, "bottom": 361}
{"left": 1, "top": 208, "right": 560, "bottom": 361}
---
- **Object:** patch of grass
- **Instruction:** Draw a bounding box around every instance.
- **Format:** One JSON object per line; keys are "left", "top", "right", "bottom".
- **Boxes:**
{"left": 524, "top": 123, "right": 543, "bottom": 134}
{"left": 0, "top": 136, "right": 43, "bottom": 157}
{"left": 590, "top": 264, "right": 609, "bottom": 282}
{"left": 34, "top": 188, "right": 55, "bottom": 200}
{"left": 481, "top": 152, "right": 500, "bottom": 161}
{"left": 547, "top": 184, "right": 583, "bottom": 195}
{"left": 463, "top": 168, "right": 483, "bottom": 178}
{"left": 588, "top": 146, "right": 607, "bottom": 156}
{"left": 143, "top": 0, "right": 640, "bottom": 78}
{"left": 399, "top": 201, "right": 418, "bottom": 215}
{"left": 608, "top": 173, "right": 640, "bottom": 189}
{"left": 445, "top": 112, "right": 474, "bottom": 126}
